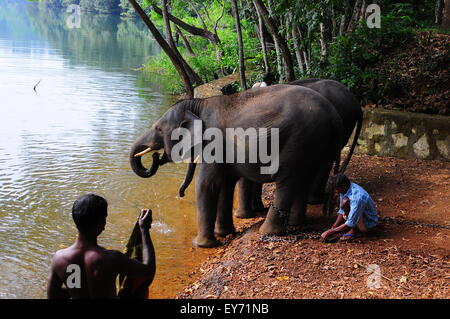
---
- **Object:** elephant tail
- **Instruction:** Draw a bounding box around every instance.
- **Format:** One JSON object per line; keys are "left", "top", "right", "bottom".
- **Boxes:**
{"left": 178, "top": 162, "right": 197, "bottom": 197}
{"left": 339, "top": 110, "right": 363, "bottom": 174}
{"left": 325, "top": 148, "right": 342, "bottom": 216}
{"left": 324, "top": 111, "right": 362, "bottom": 216}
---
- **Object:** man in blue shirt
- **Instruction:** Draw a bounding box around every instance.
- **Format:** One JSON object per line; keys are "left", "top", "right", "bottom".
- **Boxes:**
{"left": 321, "top": 174, "right": 379, "bottom": 242}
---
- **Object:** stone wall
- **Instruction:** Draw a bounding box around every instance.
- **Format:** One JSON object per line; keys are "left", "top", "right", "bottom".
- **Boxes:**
{"left": 352, "top": 108, "right": 450, "bottom": 161}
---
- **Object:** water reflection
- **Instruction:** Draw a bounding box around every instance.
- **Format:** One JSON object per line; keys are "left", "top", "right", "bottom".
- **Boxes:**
{"left": 0, "top": 1, "right": 208, "bottom": 299}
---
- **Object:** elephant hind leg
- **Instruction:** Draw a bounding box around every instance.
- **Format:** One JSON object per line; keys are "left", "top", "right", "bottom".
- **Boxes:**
{"left": 308, "top": 160, "right": 334, "bottom": 204}
{"left": 251, "top": 182, "right": 266, "bottom": 212}
{"left": 235, "top": 178, "right": 256, "bottom": 218}
{"left": 288, "top": 184, "right": 310, "bottom": 232}
{"left": 235, "top": 179, "right": 266, "bottom": 219}
{"left": 259, "top": 180, "right": 296, "bottom": 236}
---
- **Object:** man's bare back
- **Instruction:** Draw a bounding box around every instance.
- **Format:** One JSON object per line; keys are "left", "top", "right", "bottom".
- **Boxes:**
{"left": 47, "top": 194, "right": 155, "bottom": 299}
{"left": 49, "top": 244, "right": 125, "bottom": 298}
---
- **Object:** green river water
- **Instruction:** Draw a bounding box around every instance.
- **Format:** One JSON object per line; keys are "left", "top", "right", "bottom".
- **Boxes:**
{"left": 0, "top": 0, "right": 210, "bottom": 299}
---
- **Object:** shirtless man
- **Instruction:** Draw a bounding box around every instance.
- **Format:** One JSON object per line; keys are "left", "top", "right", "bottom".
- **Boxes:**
{"left": 47, "top": 194, "right": 155, "bottom": 299}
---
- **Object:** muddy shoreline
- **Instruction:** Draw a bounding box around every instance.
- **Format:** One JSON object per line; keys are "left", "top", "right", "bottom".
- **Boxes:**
{"left": 175, "top": 154, "right": 449, "bottom": 299}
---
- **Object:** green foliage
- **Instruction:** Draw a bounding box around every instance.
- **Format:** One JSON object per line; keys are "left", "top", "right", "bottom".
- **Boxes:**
{"left": 142, "top": 1, "right": 262, "bottom": 93}
{"left": 29, "top": 0, "right": 444, "bottom": 102}
{"left": 119, "top": 0, "right": 137, "bottom": 17}
{"left": 316, "top": 14, "right": 415, "bottom": 104}
{"left": 386, "top": 0, "right": 436, "bottom": 28}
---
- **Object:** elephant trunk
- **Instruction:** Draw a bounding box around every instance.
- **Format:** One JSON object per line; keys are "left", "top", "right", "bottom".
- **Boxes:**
{"left": 129, "top": 144, "right": 161, "bottom": 178}
{"left": 178, "top": 162, "right": 197, "bottom": 197}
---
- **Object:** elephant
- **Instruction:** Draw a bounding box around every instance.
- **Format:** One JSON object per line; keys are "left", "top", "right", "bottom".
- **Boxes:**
{"left": 130, "top": 84, "right": 344, "bottom": 248}
{"left": 179, "top": 79, "right": 363, "bottom": 219}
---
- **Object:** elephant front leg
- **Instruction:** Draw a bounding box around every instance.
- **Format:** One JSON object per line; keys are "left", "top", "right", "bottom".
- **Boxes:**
{"left": 215, "top": 180, "right": 237, "bottom": 237}
{"left": 193, "top": 171, "right": 221, "bottom": 248}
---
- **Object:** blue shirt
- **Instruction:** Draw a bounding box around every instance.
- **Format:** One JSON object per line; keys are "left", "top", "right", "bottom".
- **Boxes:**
{"left": 338, "top": 182, "right": 378, "bottom": 229}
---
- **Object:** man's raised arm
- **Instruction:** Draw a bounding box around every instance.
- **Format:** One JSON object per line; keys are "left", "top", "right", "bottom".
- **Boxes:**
{"left": 115, "top": 209, "right": 156, "bottom": 281}
{"left": 138, "top": 209, "right": 156, "bottom": 281}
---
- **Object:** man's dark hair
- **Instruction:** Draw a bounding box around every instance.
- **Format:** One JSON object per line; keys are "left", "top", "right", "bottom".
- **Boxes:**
{"left": 72, "top": 194, "right": 108, "bottom": 233}
{"left": 333, "top": 173, "right": 351, "bottom": 188}
{"left": 263, "top": 72, "right": 274, "bottom": 86}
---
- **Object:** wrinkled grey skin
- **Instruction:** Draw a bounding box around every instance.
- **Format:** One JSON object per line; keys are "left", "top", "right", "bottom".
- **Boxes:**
{"left": 236, "top": 79, "right": 363, "bottom": 218}
{"left": 130, "top": 85, "right": 344, "bottom": 248}
{"left": 180, "top": 79, "right": 362, "bottom": 219}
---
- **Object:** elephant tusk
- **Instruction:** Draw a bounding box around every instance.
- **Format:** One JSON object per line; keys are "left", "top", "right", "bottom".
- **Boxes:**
{"left": 182, "top": 154, "right": 200, "bottom": 164}
{"left": 134, "top": 147, "right": 153, "bottom": 157}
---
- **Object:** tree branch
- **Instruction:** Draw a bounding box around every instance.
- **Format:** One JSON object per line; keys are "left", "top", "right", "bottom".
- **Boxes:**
{"left": 128, "top": 0, "right": 194, "bottom": 98}
{"left": 152, "top": 5, "right": 220, "bottom": 44}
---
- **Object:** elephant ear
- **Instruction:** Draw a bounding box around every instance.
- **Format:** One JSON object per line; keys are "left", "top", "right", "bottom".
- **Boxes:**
{"left": 178, "top": 110, "right": 203, "bottom": 163}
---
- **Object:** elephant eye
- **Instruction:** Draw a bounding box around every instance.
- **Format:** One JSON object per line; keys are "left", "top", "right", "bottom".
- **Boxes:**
{"left": 156, "top": 126, "right": 162, "bottom": 132}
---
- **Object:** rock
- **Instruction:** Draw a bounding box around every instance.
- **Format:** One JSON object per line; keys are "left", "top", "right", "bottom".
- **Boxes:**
{"left": 413, "top": 134, "right": 430, "bottom": 159}
{"left": 392, "top": 133, "right": 408, "bottom": 148}
{"left": 365, "top": 124, "right": 386, "bottom": 139}
{"left": 436, "top": 137, "right": 450, "bottom": 159}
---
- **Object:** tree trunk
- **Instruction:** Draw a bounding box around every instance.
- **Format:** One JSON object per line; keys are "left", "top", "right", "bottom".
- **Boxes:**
{"left": 188, "top": 0, "right": 208, "bottom": 31}
{"left": 292, "top": 25, "right": 305, "bottom": 74}
{"left": 297, "top": 26, "right": 310, "bottom": 73}
{"left": 162, "top": 0, "right": 176, "bottom": 50}
{"left": 256, "top": 5, "right": 270, "bottom": 73}
{"left": 339, "top": 14, "right": 346, "bottom": 35}
{"left": 284, "top": 13, "right": 293, "bottom": 79}
{"left": 272, "top": 34, "right": 283, "bottom": 82}
{"left": 331, "top": 6, "right": 337, "bottom": 39}
{"left": 359, "top": 0, "right": 367, "bottom": 20}
{"left": 319, "top": 8, "right": 332, "bottom": 64}
{"left": 161, "top": 0, "right": 202, "bottom": 86}
{"left": 436, "top": 0, "right": 444, "bottom": 25}
{"left": 173, "top": 29, "right": 179, "bottom": 45}
{"left": 347, "top": 0, "right": 362, "bottom": 32}
{"left": 250, "top": 0, "right": 269, "bottom": 74}
{"left": 442, "top": 0, "right": 450, "bottom": 29}
{"left": 253, "top": 0, "right": 295, "bottom": 82}
{"left": 128, "top": 0, "right": 194, "bottom": 98}
{"left": 265, "top": 0, "right": 283, "bottom": 81}
{"left": 231, "top": 0, "right": 247, "bottom": 90}
{"left": 198, "top": 1, "right": 213, "bottom": 25}
{"left": 175, "top": 26, "right": 195, "bottom": 56}
{"left": 319, "top": 23, "right": 328, "bottom": 62}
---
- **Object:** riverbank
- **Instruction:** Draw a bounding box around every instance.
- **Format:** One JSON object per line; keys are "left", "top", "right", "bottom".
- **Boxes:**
{"left": 169, "top": 31, "right": 450, "bottom": 299}
{"left": 176, "top": 154, "right": 449, "bottom": 299}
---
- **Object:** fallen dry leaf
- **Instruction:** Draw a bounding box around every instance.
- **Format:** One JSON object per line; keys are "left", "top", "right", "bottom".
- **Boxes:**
{"left": 276, "top": 276, "right": 290, "bottom": 281}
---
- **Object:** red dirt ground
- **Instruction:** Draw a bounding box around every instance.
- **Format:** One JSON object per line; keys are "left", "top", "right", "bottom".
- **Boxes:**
{"left": 177, "top": 154, "right": 450, "bottom": 299}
